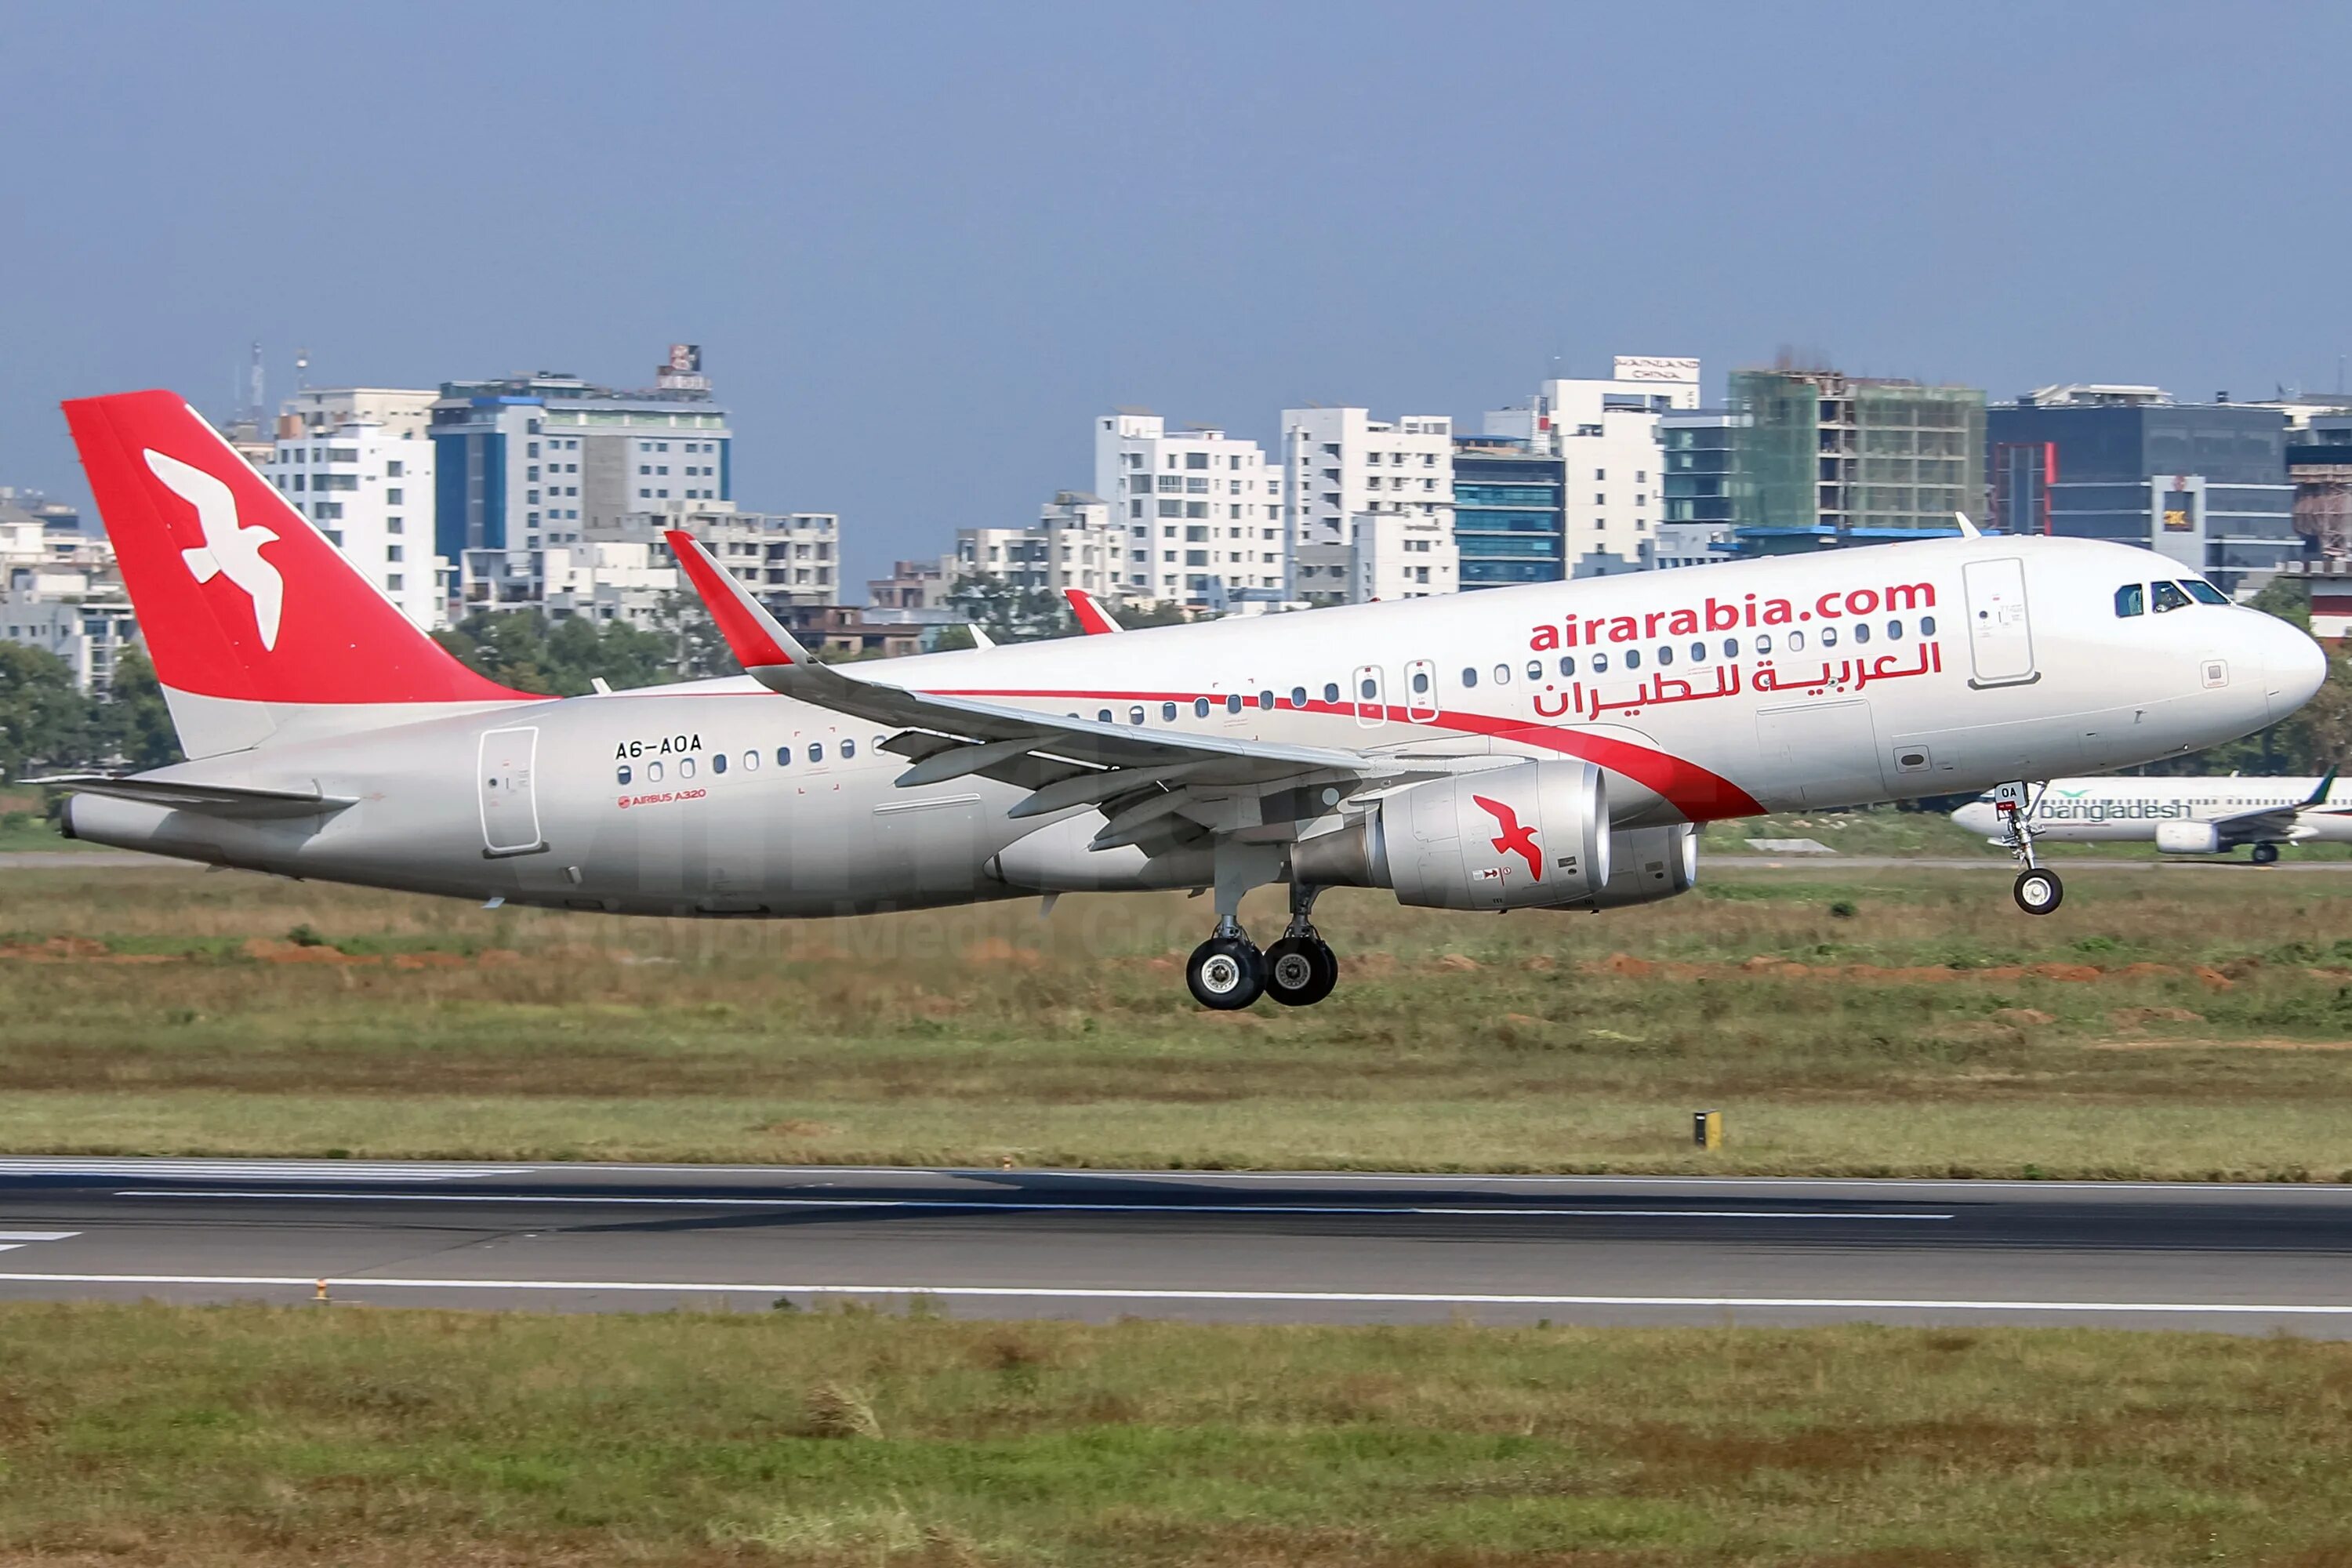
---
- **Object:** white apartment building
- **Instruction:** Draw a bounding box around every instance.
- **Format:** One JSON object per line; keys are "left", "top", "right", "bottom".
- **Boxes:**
{"left": 1094, "top": 412, "right": 1285, "bottom": 611}
{"left": 587, "top": 506, "right": 840, "bottom": 612}
{"left": 951, "top": 492, "right": 1120, "bottom": 604}
{"left": 542, "top": 541, "right": 678, "bottom": 624}
{"left": 0, "top": 499, "right": 134, "bottom": 692}
{"left": 1483, "top": 356, "right": 1700, "bottom": 578}
{"left": 281, "top": 387, "right": 436, "bottom": 441}
{"left": 263, "top": 416, "right": 443, "bottom": 630}
{"left": 1282, "top": 408, "right": 1457, "bottom": 602}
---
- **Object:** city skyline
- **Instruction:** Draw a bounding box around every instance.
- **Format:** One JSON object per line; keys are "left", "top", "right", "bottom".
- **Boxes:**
{"left": 4, "top": 2, "right": 2348, "bottom": 585}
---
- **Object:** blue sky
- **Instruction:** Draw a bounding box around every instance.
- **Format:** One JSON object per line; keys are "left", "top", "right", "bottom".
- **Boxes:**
{"left": 3, "top": 2, "right": 2343, "bottom": 583}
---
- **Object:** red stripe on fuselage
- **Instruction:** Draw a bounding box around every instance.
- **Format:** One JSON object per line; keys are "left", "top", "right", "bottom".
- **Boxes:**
{"left": 926, "top": 687, "right": 1764, "bottom": 821}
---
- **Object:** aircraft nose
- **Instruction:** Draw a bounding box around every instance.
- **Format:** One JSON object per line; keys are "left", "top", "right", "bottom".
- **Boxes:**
{"left": 1951, "top": 803, "right": 1994, "bottom": 835}
{"left": 2261, "top": 618, "right": 2328, "bottom": 723}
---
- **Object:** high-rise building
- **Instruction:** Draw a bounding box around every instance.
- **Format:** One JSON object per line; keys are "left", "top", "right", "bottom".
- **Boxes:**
{"left": 1281, "top": 408, "right": 1454, "bottom": 602}
{"left": 1479, "top": 358, "right": 1698, "bottom": 581}
{"left": 1987, "top": 385, "right": 2294, "bottom": 595}
{"left": 1095, "top": 412, "right": 1285, "bottom": 610}
{"left": 950, "top": 492, "right": 1120, "bottom": 604}
{"left": 2287, "top": 410, "right": 2352, "bottom": 561}
{"left": 430, "top": 347, "right": 731, "bottom": 606}
{"left": 1447, "top": 435, "right": 1563, "bottom": 589}
{"left": 584, "top": 506, "right": 840, "bottom": 612}
{"left": 262, "top": 411, "right": 441, "bottom": 630}
{"left": 1730, "top": 366, "right": 1986, "bottom": 537}
{"left": 1655, "top": 408, "right": 1736, "bottom": 569}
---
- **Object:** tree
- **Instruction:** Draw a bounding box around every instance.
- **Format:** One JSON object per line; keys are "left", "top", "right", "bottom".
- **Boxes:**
{"left": 944, "top": 573, "right": 1078, "bottom": 643}
{"left": 0, "top": 643, "right": 90, "bottom": 781}
{"left": 93, "top": 645, "right": 179, "bottom": 769}
{"left": 647, "top": 590, "right": 737, "bottom": 681}
{"left": 433, "top": 611, "right": 685, "bottom": 696}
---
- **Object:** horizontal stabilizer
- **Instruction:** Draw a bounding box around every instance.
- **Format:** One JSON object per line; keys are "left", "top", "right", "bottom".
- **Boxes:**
{"left": 34, "top": 775, "right": 356, "bottom": 819}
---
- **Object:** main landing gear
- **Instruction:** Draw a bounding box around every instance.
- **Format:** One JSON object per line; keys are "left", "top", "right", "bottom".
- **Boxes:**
{"left": 1992, "top": 779, "right": 2064, "bottom": 916}
{"left": 2251, "top": 842, "right": 2281, "bottom": 866}
{"left": 1184, "top": 882, "right": 1341, "bottom": 1010}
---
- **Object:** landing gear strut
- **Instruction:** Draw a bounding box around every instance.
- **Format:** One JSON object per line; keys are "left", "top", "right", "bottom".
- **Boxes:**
{"left": 1993, "top": 780, "right": 2063, "bottom": 916}
{"left": 1263, "top": 883, "right": 1339, "bottom": 1007}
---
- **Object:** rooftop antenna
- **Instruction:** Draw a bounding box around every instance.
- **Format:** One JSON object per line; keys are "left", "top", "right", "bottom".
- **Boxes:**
{"left": 295, "top": 347, "right": 310, "bottom": 393}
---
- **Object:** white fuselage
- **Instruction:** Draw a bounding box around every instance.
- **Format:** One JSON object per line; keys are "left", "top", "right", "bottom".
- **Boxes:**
{"left": 68, "top": 535, "right": 2325, "bottom": 917}
{"left": 1953, "top": 778, "right": 2352, "bottom": 844}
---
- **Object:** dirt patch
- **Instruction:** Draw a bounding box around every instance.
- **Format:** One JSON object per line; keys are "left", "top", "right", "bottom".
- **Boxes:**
{"left": 2089, "top": 1036, "right": 2352, "bottom": 1053}
{"left": 960, "top": 938, "right": 1044, "bottom": 969}
{"left": 2109, "top": 1006, "right": 2207, "bottom": 1029}
{"left": 1991, "top": 1007, "right": 2056, "bottom": 1026}
{"left": 1436, "top": 953, "right": 1482, "bottom": 972}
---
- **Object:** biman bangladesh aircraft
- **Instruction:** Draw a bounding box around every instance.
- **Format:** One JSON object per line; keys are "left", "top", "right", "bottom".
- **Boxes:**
{"left": 1953, "top": 770, "right": 2347, "bottom": 863}
{"left": 49, "top": 391, "right": 2328, "bottom": 1008}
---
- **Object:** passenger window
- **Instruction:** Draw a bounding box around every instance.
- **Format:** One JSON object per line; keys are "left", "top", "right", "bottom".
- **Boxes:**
{"left": 1787, "top": 630, "right": 1806, "bottom": 652}
{"left": 1624, "top": 648, "right": 1642, "bottom": 670}
{"left": 1921, "top": 615, "right": 1937, "bottom": 636}
{"left": 1412, "top": 669, "right": 1431, "bottom": 694}
{"left": 616, "top": 764, "right": 632, "bottom": 786}
{"left": 1886, "top": 619, "right": 1904, "bottom": 640}
{"left": 1359, "top": 677, "right": 1377, "bottom": 700}
{"left": 1461, "top": 667, "right": 1478, "bottom": 688}
{"left": 808, "top": 742, "right": 823, "bottom": 763}
{"left": 1226, "top": 694, "right": 1243, "bottom": 714}
{"left": 1657, "top": 645, "right": 1673, "bottom": 666}
{"left": 1559, "top": 655, "right": 1577, "bottom": 677}
{"left": 1130, "top": 705, "right": 1145, "bottom": 725}
{"left": 744, "top": 750, "right": 760, "bottom": 771}
{"left": 1755, "top": 634, "right": 1773, "bottom": 655}
{"left": 680, "top": 757, "right": 696, "bottom": 778}
{"left": 2153, "top": 582, "right": 2190, "bottom": 613}
{"left": 648, "top": 760, "right": 664, "bottom": 782}
{"left": 840, "top": 739, "right": 855, "bottom": 759}
{"left": 712, "top": 753, "right": 727, "bottom": 775}
{"left": 2184, "top": 579, "right": 2229, "bottom": 604}
{"left": 1852, "top": 622, "right": 1871, "bottom": 645}
{"left": 1290, "top": 686, "right": 1307, "bottom": 707}
{"left": 1098, "top": 709, "right": 1112, "bottom": 723}
{"left": 1163, "top": 702, "right": 1178, "bottom": 721}
{"left": 1690, "top": 641, "right": 1707, "bottom": 662}
{"left": 1820, "top": 626, "right": 1836, "bottom": 648}
{"left": 1591, "top": 652, "right": 1610, "bottom": 673}
{"left": 1526, "top": 660, "right": 1543, "bottom": 682}
{"left": 1493, "top": 663, "right": 1511, "bottom": 684}
{"left": 1259, "top": 690, "right": 1274, "bottom": 709}
{"left": 1324, "top": 683, "right": 1341, "bottom": 703}
{"left": 2115, "top": 583, "right": 2145, "bottom": 618}
{"left": 1194, "top": 698, "right": 1211, "bottom": 717}
{"left": 775, "top": 746, "right": 791, "bottom": 768}
{"left": 1722, "top": 638, "right": 1740, "bottom": 659}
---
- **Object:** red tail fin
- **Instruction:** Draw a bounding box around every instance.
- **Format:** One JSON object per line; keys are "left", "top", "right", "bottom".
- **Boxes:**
{"left": 64, "top": 390, "right": 530, "bottom": 753}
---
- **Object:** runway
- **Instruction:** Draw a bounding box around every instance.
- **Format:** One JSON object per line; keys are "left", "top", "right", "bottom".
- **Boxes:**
{"left": 2, "top": 1160, "right": 2350, "bottom": 1332}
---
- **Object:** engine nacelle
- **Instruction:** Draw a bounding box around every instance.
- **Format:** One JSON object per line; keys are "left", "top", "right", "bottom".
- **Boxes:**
{"left": 1577, "top": 823, "right": 1700, "bottom": 910}
{"left": 2154, "top": 819, "right": 2222, "bottom": 855}
{"left": 1291, "top": 760, "right": 1609, "bottom": 910}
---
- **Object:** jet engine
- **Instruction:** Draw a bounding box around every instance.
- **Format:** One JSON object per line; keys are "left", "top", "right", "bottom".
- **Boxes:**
{"left": 1290, "top": 760, "right": 1608, "bottom": 910}
{"left": 2154, "top": 820, "right": 2223, "bottom": 855}
{"left": 1577, "top": 823, "right": 1700, "bottom": 910}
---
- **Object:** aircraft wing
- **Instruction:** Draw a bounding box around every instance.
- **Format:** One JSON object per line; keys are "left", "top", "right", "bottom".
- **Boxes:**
{"left": 2209, "top": 768, "right": 2341, "bottom": 845}
{"left": 31, "top": 775, "right": 357, "bottom": 819}
{"left": 666, "top": 532, "right": 1448, "bottom": 851}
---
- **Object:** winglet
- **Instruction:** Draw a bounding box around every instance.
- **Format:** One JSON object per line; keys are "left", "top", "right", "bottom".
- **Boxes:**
{"left": 1065, "top": 588, "right": 1123, "bottom": 635}
{"left": 663, "top": 530, "right": 812, "bottom": 673}
{"left": 1951, "top": 510, "right": 1981, "bottom": 539}
{"left": 968, "top": 623, "right": 996, "bottom": 650}
{"left": 2303, "top": 766, "right": 2339, "bottom": 809}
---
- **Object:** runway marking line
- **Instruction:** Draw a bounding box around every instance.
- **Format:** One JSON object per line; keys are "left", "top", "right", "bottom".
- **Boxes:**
{"left": 106, "top": 1191, "right": 1954, "bottom": 1221}
{"left": 0, "top": 1272, "right": 2348, "bottom": 1316}
{"left": 0, "top": 1232, "right": 78, "bottom": 1254}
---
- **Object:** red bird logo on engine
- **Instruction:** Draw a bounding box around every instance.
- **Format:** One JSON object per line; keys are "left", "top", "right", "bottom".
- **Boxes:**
{"left": 1472, "top": 794, "right": 1542, "bottom": 880}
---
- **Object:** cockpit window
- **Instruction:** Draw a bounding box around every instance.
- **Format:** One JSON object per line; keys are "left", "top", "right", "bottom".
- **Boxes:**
{"left": 2114, "top": 584, "right": 2145, "bottom": 618}
{"left": 2152, "top": 581, "right": 2191, "bottom": 613}
{"left": 2183, "top": 578, "right": 2230, "bottom": 605}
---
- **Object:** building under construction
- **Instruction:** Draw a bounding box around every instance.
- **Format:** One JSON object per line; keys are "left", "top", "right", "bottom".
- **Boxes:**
{"left": 1728, "top": 365, "right": 1986, "bottom": 539}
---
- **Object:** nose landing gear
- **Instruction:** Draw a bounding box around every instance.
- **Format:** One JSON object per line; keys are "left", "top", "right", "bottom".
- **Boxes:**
{"left": 1993, "top": 780, "right": 2063, "bottom": 915}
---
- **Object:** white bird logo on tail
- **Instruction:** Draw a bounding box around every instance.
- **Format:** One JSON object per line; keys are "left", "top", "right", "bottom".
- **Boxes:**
{"left": 144, "top": 448, "right": 283, "bottom": 651}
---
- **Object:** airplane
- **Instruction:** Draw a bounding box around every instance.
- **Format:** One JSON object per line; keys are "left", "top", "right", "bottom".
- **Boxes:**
{"left": 1952, "top": 770, "right": 2347, "bottom": 863}
{"left": 45, "top": 390, "right": 2327, "bottom": 1009}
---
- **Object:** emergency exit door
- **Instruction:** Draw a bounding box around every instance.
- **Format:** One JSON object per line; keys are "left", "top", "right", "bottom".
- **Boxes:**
{"left": 477, "top": 726, "right": 543, "bottom": 856}
{"left": 1962, "top": 557, "right": 2038, "bottom": 687}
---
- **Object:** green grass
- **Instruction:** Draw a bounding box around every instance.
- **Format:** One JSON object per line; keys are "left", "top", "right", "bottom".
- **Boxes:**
{"left": 9, "top": 864, "right": 2352, "bottom": 1176}
{"left": 0, "top": 1302, "right": 2349, "bottom": 1566}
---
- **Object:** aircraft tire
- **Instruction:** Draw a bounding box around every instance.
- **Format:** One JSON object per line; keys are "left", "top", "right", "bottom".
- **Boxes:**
{"left": 2251, "top": 842, "right": 2281, "bottom": 866}
{"left": 1187, "top": 935, "right": 1265, "bottom": 1010}
{"left": 1263, "top": 935, "right": 1339, "bottom": 1007}
{"left": 2013, "top": 868, "right": 2063, "bottom": 916}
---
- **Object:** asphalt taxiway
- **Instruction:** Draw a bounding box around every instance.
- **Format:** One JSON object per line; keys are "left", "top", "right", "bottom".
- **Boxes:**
{"left": 2, "top": 1160, "right": 2350, "bottom": 1333}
